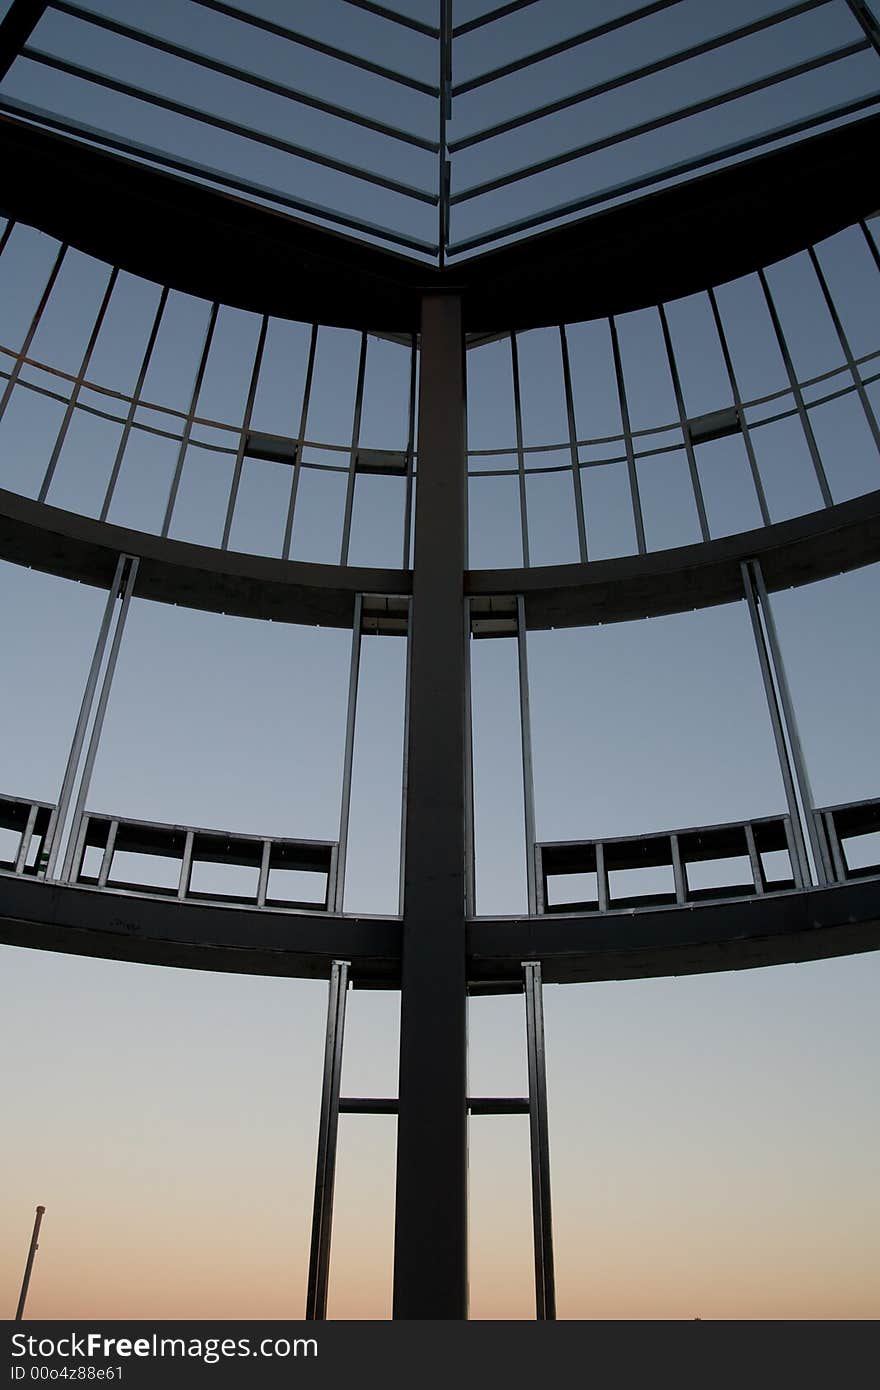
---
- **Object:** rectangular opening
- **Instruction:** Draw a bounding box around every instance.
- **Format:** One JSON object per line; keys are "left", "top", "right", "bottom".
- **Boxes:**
{"left": 545, "top": 870, "right": 598, "bottom": 911}
{"left": 841, "top": 829, "right": 880, "bottom": 877}
{"left": 266, "top": 867, "right": 328, "bottom": 907}
{"left": 0, "top": 824, "right": 21, "bottom": 868}
{"left": 22, "top": 832, "right": 41, "bottom": 871}
{"left": 759, "top": 847, "right": 795, "bottom": 891}
{"left": 229, "top": 453, "right": 291, "bottom": 557}
{"left": 608, "top": 862, "right": 676, "bottom": 907}
{"left": 188, "top": 857, "right": 260, "bottom": 902}
{"left": 685, "top": 854, "right": 754, "bottom": 900}
{"left": 107, "top": 849, "right": 182, "bottom": 894}
{"left": 78, "top": 842, "right": 105, "bottom": 883}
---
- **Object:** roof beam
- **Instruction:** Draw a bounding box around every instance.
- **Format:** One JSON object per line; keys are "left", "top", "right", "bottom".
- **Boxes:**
{"left": 189, "top": 0, "right": 439, "bottom": 96}
{"left": 452, "top": 0, "right": 684, "bottom": 95}
{"left": 451, "top": 38, "right": 871, "bottom": 205}
{"left": 24, "top": 48, "right": 438, "bottom": 205}
{"left": 50, "top": 1, "right": 438, "bottom": 152}
{"left": 449, "top": 0, "right": 832, "bottom": 151}
{"left": 339, "top": 0, "right": 439, "bottom": 38}
{"left": 0, "top": 0, "right": 47, "bottom": 80}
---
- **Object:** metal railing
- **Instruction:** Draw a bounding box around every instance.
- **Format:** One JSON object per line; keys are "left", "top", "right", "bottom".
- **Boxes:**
{"left": 4, "top": 791, "right": 878, "bottom": 917}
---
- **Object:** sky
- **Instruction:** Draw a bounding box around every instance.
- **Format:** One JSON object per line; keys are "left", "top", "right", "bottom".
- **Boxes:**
{"left": 1, "top": 0, "right": 880, "bottom": 1322}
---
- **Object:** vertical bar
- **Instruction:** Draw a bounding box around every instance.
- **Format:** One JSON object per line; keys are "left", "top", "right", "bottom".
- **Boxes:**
{"left": 282, "top": 323, "right": 318, "bottom": 560}
{"left": 707, "top": 287, "right": 771, "bottom": 527}
{"left": 257, "top": 838, "right": 271, "bottom": 906}
{"left": 438, "top": 0, "right": 453, "bottom": 264}
{"left": 595, "top": 841, "right": 608, "bottom": 912}
{"left": 860, "top": 218, "right": 880, "bottom": 274}
{"left": 516, "top": 594, "right": 538, "bottom": 915}
{"left": 160, "top": 301, "right": 219, "bottom": 537}
{"left": 523, "top": 960, "right": 556, "bottom": 1321}
{"left": 37, "top": 265, "right": 119, "bottom": 502}
{"left": 741, "top": 559, "right": 813, "bottom": 886}
{"left": 67, "top": 813, "right": 89, "bottom": 884}
{"left": 394, "top": 293, "right": 468, "bottom": 1320}
{"left": 340, "top": 333, "right": 369, "bottom": 566}
{"left": 326, "top": 844, "right": 339, "bottom": 911}
{"left": 397, "top": 597, "right": 413, "bottom": 918}
{"left": 15, "top": 1205, "right": 46, "bottom": 1322}
{"left": 609, "top": 316, "right": 647, "bottom": 554}
{"left": 97, "top": 819, "right": 118, "bottom": 887}
{"left": 782, "top": 815, "right": 806, "bottom": 890}
{"left": 0, "top": 240, "right": 67, "bottom": 425}
{"left": 99, "top": 285, "right": 170, "bottom": 522}
{"left": 758, "top": 269, "right": 833, "bottom": 507}
{"left": 42, "top": 552, "right": 128, "bottom": 880}
{"left": 13, "top": 802, "right": 39, "bottom": 874}
{"left": 807, "top": 245, "right": 880, "bottom": 452}
{"left": 463, "top": 597, "right": 476, "bottom": 917}
{"left": 60, "top": 556, "right": 139, "bottom": 882}
{"left": 306, "top": 958, "right": 349, "bottom": 1321}
{"left": 221, "top": 314, "right": 268, "bottom": 549}
{"left": 534, "top": 844, "right": 547, "bottom": 913}
{"left": 402, "top": 336, "right": 417, "bottom": 569}
{"left": 670, "top": 833, "right": 686, "bottom": 904}
{"left": 510, "top": 333, "right": 530, "bottom": 567}
{"left": 559, "top": 324, "right": 589, "bottom": 563}
{"left": 177, "top": 830, "right": 194, "bottom": 899}
{"left": 751, "top": 559, "right": 832, "bottom": 884}
{"left": 658, "top": 303, "right": 710, "bottom": 542}
{"left": 744, "top": 821, "right": 765, "bottom": 894}
{"left": 823, "top": 810, "right": 848, "bottom": 882}
{"left": 333, "top": 594, "right": 363, "bottom": 912}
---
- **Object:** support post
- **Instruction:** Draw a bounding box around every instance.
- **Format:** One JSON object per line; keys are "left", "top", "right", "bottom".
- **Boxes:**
{"left": 523, "top": 962, "right": 555, "bottom": 1321}
{"left": 305, "top": 959, "right": 349, "bottom": 1321}
{"left": 741, "top": 559, "right": 829, "bottom": 885}
{"left": 516, "top": 595, "right": 538, "bottom": 915}
{"left": 393, "top": 293, "right": 468, "bottom": 1319}
{"left": 15, "top": 1205, "right": 45, "bottom": 1321}
{"left": 43, "top": 554, "right": 138, "bottom": 880}
{"left": 333, "top": 595, "right": 363, "bottom": 912}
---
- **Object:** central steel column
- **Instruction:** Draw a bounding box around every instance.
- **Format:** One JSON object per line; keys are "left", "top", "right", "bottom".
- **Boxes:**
{"left": 393, "top": 293, "right": 468, "bottom": 1319}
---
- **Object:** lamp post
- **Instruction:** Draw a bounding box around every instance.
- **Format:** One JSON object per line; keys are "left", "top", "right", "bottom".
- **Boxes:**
{"left": 15, "top": 1205, "right": 45, "bottom": 1320}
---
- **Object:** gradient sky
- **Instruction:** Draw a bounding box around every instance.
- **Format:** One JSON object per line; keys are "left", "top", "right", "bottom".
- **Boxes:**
{"left": 1, "top": 0, "right": 880, "bottom": 1322}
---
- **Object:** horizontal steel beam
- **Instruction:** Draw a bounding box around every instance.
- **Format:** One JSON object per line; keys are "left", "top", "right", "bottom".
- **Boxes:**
{"left": 1, "top": 107, "right": 878, "bottom": 329}
{"left": 2, "top": 865, "right": 877, "bottom": 986}
{"left": 2, "top": 486, "right": 880, "bottom": 631}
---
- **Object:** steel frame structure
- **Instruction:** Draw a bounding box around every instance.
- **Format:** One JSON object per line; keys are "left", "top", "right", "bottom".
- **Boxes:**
{"left": 1, "top": 0, "right": 879, "bottom": 1323}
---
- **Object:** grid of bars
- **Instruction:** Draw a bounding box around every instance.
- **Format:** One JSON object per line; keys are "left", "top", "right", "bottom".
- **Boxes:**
{"left": 3, "top": 789, "right": 877, "bottom": 914}
{"left": 0, "top": 1, "right": 878, "bottom": 260}
{"left": 1, "top": 214, "right": 879, "bottom": 572}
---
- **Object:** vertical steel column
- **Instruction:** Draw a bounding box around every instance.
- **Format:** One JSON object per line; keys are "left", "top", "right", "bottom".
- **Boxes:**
{"left": 60, "top": 555, "right": 139, "bottom": 882}
{"left": 333, "top": 594, "right": 363, "bottom": 912}
{"left": 741, "top": 558, "right": 828, "bottom": 885}
{"left": 397, "top": 597, "right": 413, "bottom": 918}
{"left": 393, "top": 293, "right": 468, "bottom": 1319}
{"left": 305, "top": 959, "right": 349, "bottom": 1321}
{"left": 463, "top": 598, "right": 476, "bottom": 918}
{"left": 523, "top": 961, "right": 555, "bottom": 1321}
{"left": 559, "top": 324, "right": 589, "bottom": 563}
{"left": 15, "top": 1205, "right": 45, "bottom": 1321}
{"left": 516, "top": 595, "right": 538, "bottom": 915}
{"left": 282, "top": 323, "right": 318, "bottom": 561}
{"left": 609, "top": 316, "right": 647, "bottom": 555}
{"left": 42, "top": 553, "right": 137, "bottom": 880}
